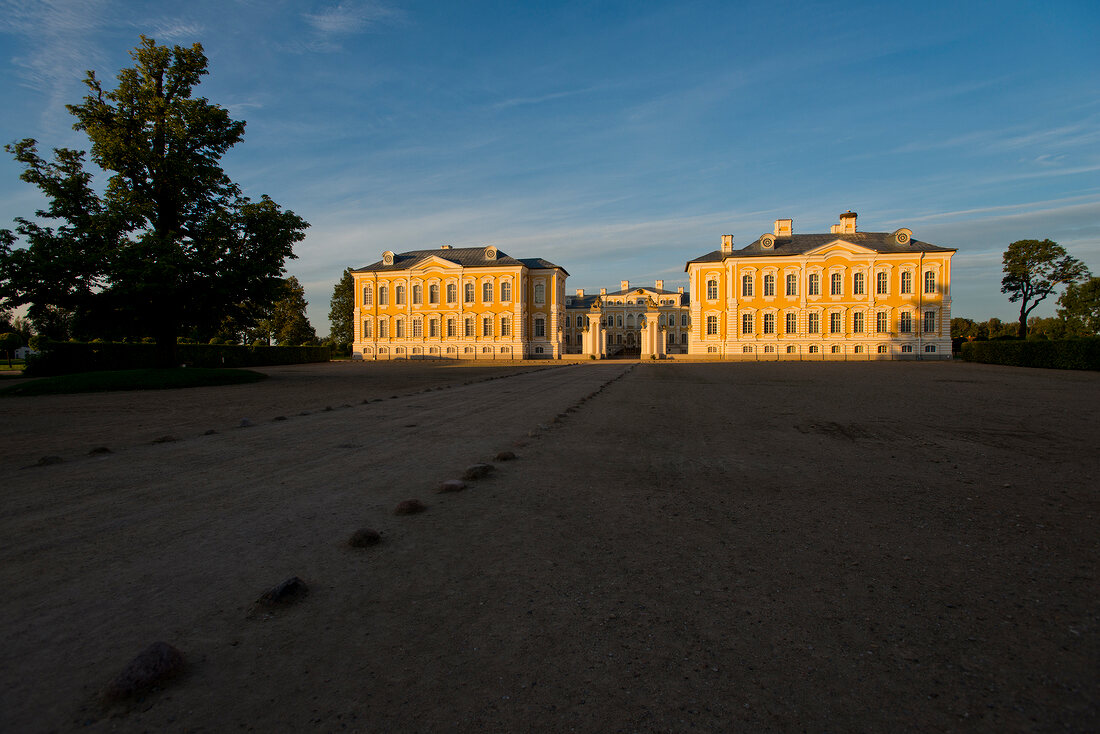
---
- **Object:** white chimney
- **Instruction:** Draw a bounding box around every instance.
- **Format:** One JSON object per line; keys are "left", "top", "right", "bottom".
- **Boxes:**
{"left": 774, "top": 219, "right": 793, "bottom": 237}
{"left": 655, "top": 279, "right": 664, "bottom": 290}
{"left": 721, "top": 234, "right": 733, "bottom": 254}
{"left": 839, "top": 211, "right": 857, "bottom": 234}
{"left": 620, "top": 280, "right": 630, "bottom": 291}
{"left": 575, "top": 288, "right": 585, "bottom": 298}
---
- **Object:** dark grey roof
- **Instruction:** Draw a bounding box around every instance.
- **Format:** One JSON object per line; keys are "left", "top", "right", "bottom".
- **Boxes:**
{"left": 353, "top": 247, "right": 567, "bottom": 274}
{"left": 685, "top": 232, "right": 955, "bottom": 270}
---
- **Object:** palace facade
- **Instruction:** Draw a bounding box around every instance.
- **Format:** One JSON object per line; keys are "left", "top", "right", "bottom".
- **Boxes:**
{"left": 685, "top": 211, "right": 955, "bottom": 359}
{"left": 350, "top": 211, "right": 955, "bottom": 360}
{"left": 351, "top": 245, "right": 567, "bottom": 360}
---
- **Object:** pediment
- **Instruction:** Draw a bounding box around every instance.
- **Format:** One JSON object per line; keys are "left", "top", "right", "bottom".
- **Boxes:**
{"left": 803, "top": 239, "right": 877, "bottom": 257}
{"left": 409, "top": 254, "right": 461, "bottom": 271}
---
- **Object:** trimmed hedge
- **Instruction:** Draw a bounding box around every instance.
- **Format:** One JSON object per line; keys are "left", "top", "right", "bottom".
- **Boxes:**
{"left": 959, "top": 338, "right": 1100, "bottom": 370}
{"left": 24, "top": 341, "right": 330, "bottom": 377}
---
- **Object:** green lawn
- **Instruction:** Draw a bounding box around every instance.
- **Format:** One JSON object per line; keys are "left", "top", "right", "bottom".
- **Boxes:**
{"left": 0, "top": 367, "right": 267, "bottom": 396}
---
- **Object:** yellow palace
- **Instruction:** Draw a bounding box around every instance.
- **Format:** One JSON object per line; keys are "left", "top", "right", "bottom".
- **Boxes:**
{"left": 350, "top": 211, "right": 955, "bottom": 360}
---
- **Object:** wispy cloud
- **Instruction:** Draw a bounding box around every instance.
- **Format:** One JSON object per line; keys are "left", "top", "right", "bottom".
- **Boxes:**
{"left": 301, "top": 1, "right": 404, "bottom": 47}
{"left": 492, "top": 87, "right": 598, "bottom": 110}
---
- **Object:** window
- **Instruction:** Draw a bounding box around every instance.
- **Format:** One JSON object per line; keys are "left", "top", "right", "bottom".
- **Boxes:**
{"left": 362, "top": 319, "right": 372, "bottom": 338}
{"left": 924, "top": 271, "right": 936, "bottom": 294}
{"left": 741, "top": 313, "right": 753, "bottom": 334}
{"left": 764, "top": 274, "right": 775, "bottom": 296}
{"left": 924, "top": 345, "right": 937, "bottom": 353}
{"left": 786, "top": 345, "right": 796, "bottom": 353}
{"left": 482, "top": 282, "right": 493, "bottom": 303}
{"left": 763, "top": 313, "right": 775, "bottom": 334}
{"left": 900, "top": 312, "right": 912, "bottom": 333}
{"left": 808, "top": 313, "right": 820, "bottom": 333}
{"left": 447, "top": 283, "right": 457, "bottom": 303}
{"left": 412, "top": 319, "right": 423, "bottom": 337}
{"left": 395, "top": 285, "right": 405, "bottom": 305}
{"left": 902, "top": 344, "right": 913, "bottom": 353}
{"left": 412, "top": 284, "right": 422, "bottom": 304}
{"left": 681, "top": 313, "right": 688, "bottom": 326}
{"left": 395, "top": 319, "right": 404, "bottom": 337}
{"left": 564, "top": 315, "right": 571, "bottom": 328}
{"left": 877, "top": 345, "right": 887, "bottom": 354}
{"left": 786, "top": 273, "right": 797, "bottom": 296}
{"left": 901, "top": 271, "right": 912, "bottom": 295}
{"left": 876, "top": 272, "right": 888, "bottom": 294}
{"left": 853, "top": 272, "right": 865, "bottom": 295}
{"left": 379, "top": 285, "right": 388, "bottom": 306}
{"left": 681, "top": 333, "right": 687, "bottom": 344}
{"left": 876, "top": 312, "right": 887, "bottom": 333}
{"left": 854, "top": 345, "right": 863, "bottom": 354}
{"left": 534, "top": 317, "right": 546, "bottom": 337}
{"left": 464, "top": 317, "right": 474, "bottom": 337}
{"left": 362, "top": 285, "right": 373, "bottom": 306}
{"left": 707, "top": 346, "right": 717, "bottom": 353}
{"left": 464, "top": 282, "right": 474, "bottom": 302}
{"left": 853, "top": 312, "right": 864, "bottom": 333}
{"left": 707, "top": 279, "right": 718, "bottom": 300}
{"left": 741, "top": 274, "right": 753, "bottom": 298}
{"left": 830, "top": 312, "right": 842, "bottom": 333}
{"left": 617, "top": 315, "right": 623, "bottom": 327}
{"left": 809, "top": 345, "right": 819, "bottom": 354}
{"left": 482, "top": 316, "right": 492, "bottom": 337}
{"left": 831, "top": 345, "right": 841, "bottom": 354}
{"left": 706, "top": 315, "right": 718, "bottom": 335}
{"left": 785, "top": 312, "right": 797, "bottom": 334}
{"left": 501, "top": 316, "right": 511, "bottom": 337}
{"left": 831, "top": 273, "right": 842, "bottom": 295}
{"left": 501, "top": 281, "right": 512, "bottom": 301}
{"left": 765, "top": 345, "right": 774, "bottom": 353}
{"left": 626, "top": 314, "right": 635, "bottom": 328}
{"left": 429, "top": 284, "right": 439, "bottom": 304}
{"left": 564, "top": 335, "right": 571, "bottom": 345}
{"left": 808, "top": 273, "right": 820, "bottom": 296}
{"left": 429, "top": 318, "right": 438, "bottom": 337}
{"left": 923, "top": 310, "right": 936, "bottom": 333}
{"left": 667, "top": 314, "right": 675, "bottom": 326}
{"left": 446, "top": 318, "right": 455, "bottom": 337}
{"left": 379, "top": 319, "right": 388, "bottom": 337}
{"left": 743, "top": 346, "right": 753, "bottom": 353}
{"left": 534, "top": 283, "right": 545, "bottom": 305}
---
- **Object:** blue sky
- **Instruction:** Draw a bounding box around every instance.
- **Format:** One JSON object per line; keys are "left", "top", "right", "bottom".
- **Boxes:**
{"left": 2, "top": 0, "right": 1098, "bottom": 335}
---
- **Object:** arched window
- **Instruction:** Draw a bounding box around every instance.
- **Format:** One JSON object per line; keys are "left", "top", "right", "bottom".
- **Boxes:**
{"left": 429, "top": 284, "right": 439, "bottom": 304}
{"left": 707, "top": 278, "right": 718, "bottom": 300}
{"left": 763, "top": 313, "right": 776, "bottom": 334}
{"left": 378, "top": 285, "right": 388, "bottom": 305}
{"left": 534, "top": 317, "right": 546, "bottom": 337}
{"left": 831, "top": 273, "right": 842, "bottom": 295}
{"left": 853, "top": 272, "right": 865, "bottom": 295}
{"left": 447, "top": 283, "right": 457, "bottom": 302}
{"left": 533, "top": 283, "right": 545, "bottom": 305}
{"left": 901, "top": 271, "right": 912, "bottom": 295}
{"left": 924, "top": 271, "right": 936, "bottom": 294}
{"left": 808, "top": 273, "right": 820, "bottom": 296}
{"left": 395, "top": 285, "right": 406, "bottom": 305}
{"left": 876, "top": 271, "right": 888, "bottom": 294}
{"left": 764, "top": 274, "right": 775, "bottom": 296}
{"left": 501, "top": 281, "right": 512, "bottom": 301}
{"left": 564, "top": 315, "right": 571, "bottom": 327}
{"left": 741, "top": 274, "right": 753, "bottom": 297}
{"left": 786, "top": 273, "right": 797, "bottom": 296}
{"left": 706, "top": 315, "right": 718, "bottom": 335}
{"left": 785, "top": 312, "right": 797, "bottom": 333}
{"left": 617, "top": 315, "right": 623, "bottom": 327}
{"left": 412, "top": 284, "right": 422, "bottom": 304}
{"left": 482, "top": 281, "right": 493, "bottom": 303}
{"left": 807, "top": 313, "right": 820, "bottom": 333}
{"left": 464, "top": 282, "right": 474, "bottom": 302}
{"left": 741, "top": 313, "right": 753, "bottom": 334}
{"left": 362, "top": 284, "right": 372, "bottom": 306}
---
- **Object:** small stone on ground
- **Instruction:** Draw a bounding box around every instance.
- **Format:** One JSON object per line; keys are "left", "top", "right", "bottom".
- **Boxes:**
{"left": 255, "top": 576, "right": 309, "bottom": 608}
{"left": 438, "top": 479, "right": 467, "bottom": 493}
{"left": 494, "top": 451, "right": 516, "bottom": 461}
{"left": 462, "top": 463, "right": 495, "bottom": 480}
{"left": 102, "top": 641, "right": 185, "bottom": 703}
{"left": 394, "top": 499, "right": 427, "bottom": 515}
{"left": 348, "top": 528, "right": 381, "bottom": 547}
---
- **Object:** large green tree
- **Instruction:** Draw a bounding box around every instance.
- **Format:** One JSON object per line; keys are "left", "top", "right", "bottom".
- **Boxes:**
{"left": 252, "top": 277, "right": 316, "bottom": 346}
{"left": 0, "top": 37, "right": 308, "bottom": 364}
{"left": 1057, "top": 276, "right": 1100, "bottom": 336}
{"left": 328, "top": 268, "right": 354, "bottom": 349}
{"left": 1000, "top": 239, "right": 1089, "bottom": 340}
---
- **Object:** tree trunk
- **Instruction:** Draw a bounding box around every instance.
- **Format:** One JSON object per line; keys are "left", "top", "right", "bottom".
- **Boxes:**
{"left": 1019, "top": 305, "right": 1029, "bottom": 340}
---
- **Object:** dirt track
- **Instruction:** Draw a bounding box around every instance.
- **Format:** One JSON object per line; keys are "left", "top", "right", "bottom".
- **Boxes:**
{"left": 1, "top": 360, "right": 1097, "bottom": 732}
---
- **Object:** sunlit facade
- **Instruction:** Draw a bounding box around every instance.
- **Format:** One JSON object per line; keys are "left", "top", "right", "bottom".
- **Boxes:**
{"left": 685, "top": 212, "right": 955, "bottom": 359}
{"left": 351, "top": 245, "right": 567, "bottom": 360}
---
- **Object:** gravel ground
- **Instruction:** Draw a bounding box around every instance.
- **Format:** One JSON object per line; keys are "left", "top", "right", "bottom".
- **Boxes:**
{"left": 0, "top": 359, "right": 1096, "bottom": 732}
